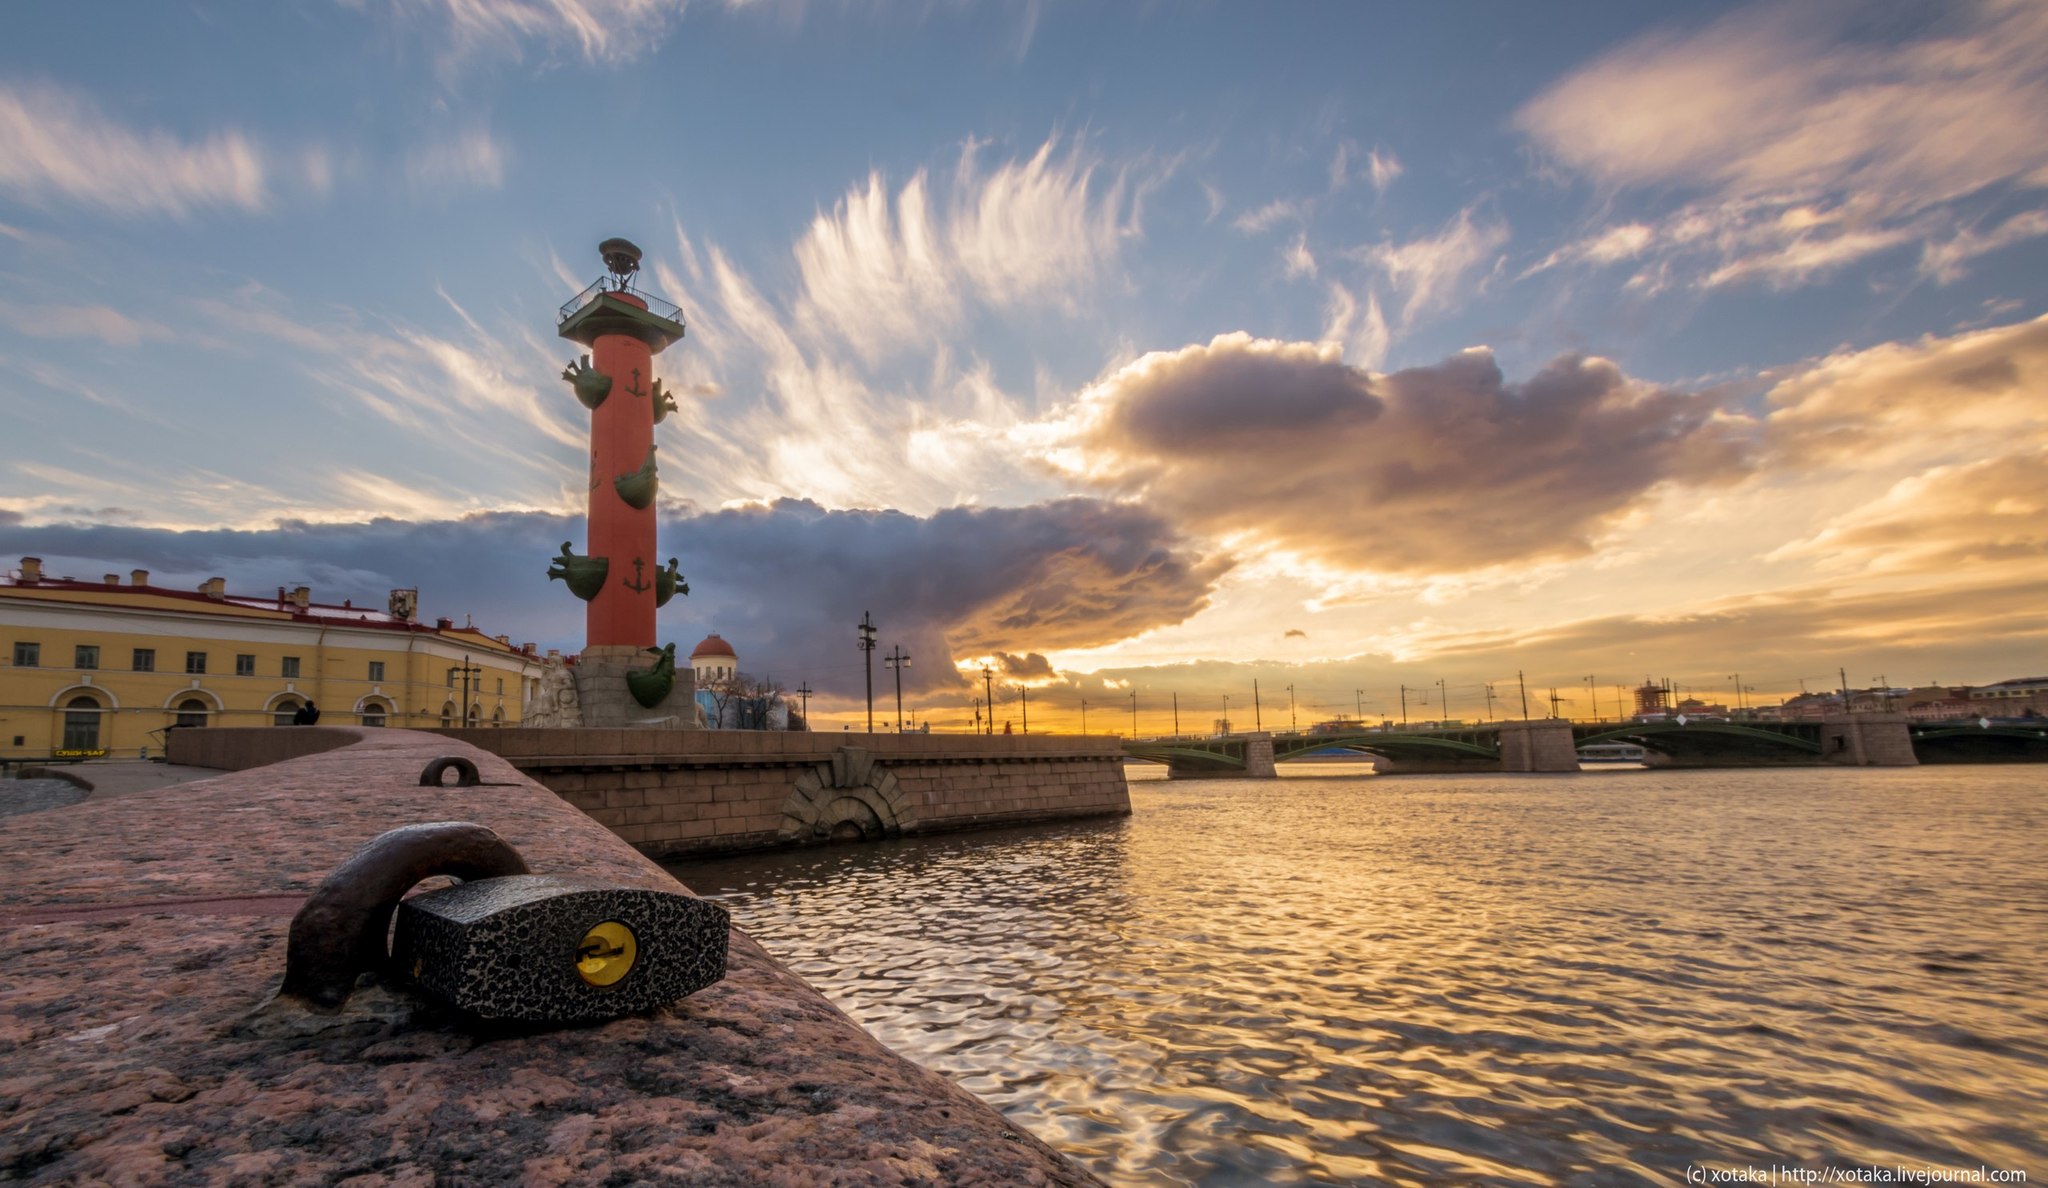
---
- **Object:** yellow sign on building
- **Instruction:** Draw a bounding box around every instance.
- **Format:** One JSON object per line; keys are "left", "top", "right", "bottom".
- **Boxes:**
{"left": 2, "top": 557, "right": 546, "bottom": 762}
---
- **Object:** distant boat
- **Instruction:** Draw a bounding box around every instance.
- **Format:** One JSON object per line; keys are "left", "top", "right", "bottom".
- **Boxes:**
{"left": 1577, "top": 743, "right": 1647, "bottom": 765}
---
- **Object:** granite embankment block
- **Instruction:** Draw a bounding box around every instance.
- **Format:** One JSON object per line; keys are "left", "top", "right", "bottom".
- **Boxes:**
{"left": 4, "top": 728, "right": 1100, "bottom": 1186}
{"left": 437, "top": 729, "right": 1135, "bottom": 859}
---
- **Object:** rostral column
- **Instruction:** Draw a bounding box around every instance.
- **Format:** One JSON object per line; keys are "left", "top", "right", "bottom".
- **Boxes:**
{"left": 548, "top": 237, "right": 693, "bottom": 726}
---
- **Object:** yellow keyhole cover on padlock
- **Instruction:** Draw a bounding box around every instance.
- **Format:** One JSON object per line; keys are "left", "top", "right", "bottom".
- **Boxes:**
{"left": 575, "top": 920, "right": 638, "bottom": 986}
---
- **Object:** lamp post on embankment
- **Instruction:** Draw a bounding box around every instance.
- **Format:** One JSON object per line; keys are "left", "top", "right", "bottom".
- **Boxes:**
{"left": 857, "top": 612, "right": 877, "bottom": 732}
{"left": 884, "top": 646, "right": 910, "bottom": 732}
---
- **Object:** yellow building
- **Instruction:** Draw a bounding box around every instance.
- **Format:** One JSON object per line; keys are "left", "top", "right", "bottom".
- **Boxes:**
{"left": 1, "top": 556, "right": 547, "bottom": 762}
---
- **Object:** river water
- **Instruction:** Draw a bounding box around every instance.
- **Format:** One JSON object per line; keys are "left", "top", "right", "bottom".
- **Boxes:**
{"left": 667, "top": 764, "right": 2048, "bottom": 1186}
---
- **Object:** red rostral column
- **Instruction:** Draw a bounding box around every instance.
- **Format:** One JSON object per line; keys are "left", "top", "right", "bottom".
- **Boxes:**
{"left": 553, "top": 238, "right": 687, "bottom": 650}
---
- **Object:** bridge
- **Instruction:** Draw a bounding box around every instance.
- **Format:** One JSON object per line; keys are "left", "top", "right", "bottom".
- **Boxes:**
{"left": 1120, "top": 713, "right": 1976, "bottom": 778}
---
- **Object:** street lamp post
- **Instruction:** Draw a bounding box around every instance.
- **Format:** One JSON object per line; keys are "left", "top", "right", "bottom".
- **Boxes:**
{"left": 981, "top": 664, "right": 995, "bottom": 735}
{"left": 1287, "top": 683, "right": 1297, "bottom": 731}
{"left": 884, "top": 646, "right": 911, "bottom": 731}
{"left": 1130, "top": 689, "right": 1138, "bottom": 737}
{"left": 1080, "top": 698, "right": 1090, "bottom": 735}
{"left": 795, "top": 682, "right": 813, "bottom": 727}
{"left": 1253, "top": 679, "right": 1263, "bottom": 732}
{"left": 1437, "top": 678, "right": 1449, "bottom": 724}
{"left": 1018, "top": 684, "right": 1028, "bottom": 734}
{"left": 1173, "top": 691, "right": 1180, "bottom": 736}
{"left": 857, "top": 612, "right": 877, "bottom": 733}
{"left": 449, "top": 656, "right": 482, "bottom": 727}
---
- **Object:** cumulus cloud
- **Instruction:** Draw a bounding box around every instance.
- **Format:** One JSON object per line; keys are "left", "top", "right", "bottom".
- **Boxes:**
{"left": 0, "top": 84, "right": 267, "bottom": 218}
{"left": 0, "top": 497, "right": 1224, "bottom": 702}
{"left": 1770, "top": 452, "right": 2048, "bottom": 577}
{"left": 993, "top": 651, "right": 1059, "bottom": 680}
{"left": 1050, "top": 332, "right": 1751, "bottom": 573}
{"left": 1763, "top": 312, "right": 2048, "bottom": 467}
{"left": 1517, "top": 1, "right": 2048, "bottom": 288}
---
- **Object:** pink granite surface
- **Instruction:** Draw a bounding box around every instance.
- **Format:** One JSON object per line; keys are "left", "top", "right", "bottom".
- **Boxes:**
{"left": 0, "top": 729, "right": 1101, "bottom": 1186}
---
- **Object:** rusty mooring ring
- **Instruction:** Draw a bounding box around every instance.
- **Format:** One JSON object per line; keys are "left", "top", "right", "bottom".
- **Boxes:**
{"left": 281, "top": 821, "right": 530, "bottom": 1009}
{"left": 419, "top": 756, "right": 482, "bottom": 787}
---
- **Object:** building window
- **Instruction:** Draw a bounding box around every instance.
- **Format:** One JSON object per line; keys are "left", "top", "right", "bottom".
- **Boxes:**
{"left": 132, "top": 648, "right": 155, "bottom": 672}
{"left": 467, "top": 705, "right": 480, "bottom": 725}
{"left": 235, "top": 654, "right": 255, "bottom": 677}
{"left": 440, "top": 702, "right": 454, "bottom": 728}
{"left": 360, "top": 702, "right": 387, "bottom": 728}
{"left": 282, "top": 656, "right": 301, "bottom": 679}
{"left": 273, "top": 699, "right": 302, "bottom": 727}
{"left": 12, "top": 642, "right": 38, "bottom": 667}
{"left": 186, "top": 651, "right": 207, "bottom": 675}
{"left": 446, "top": 669, "right": 455, "bottom": 688}
{"left": 368, "top": 661, "right": 385, "bottom": 683}
{"left": 174, "top": 698, "right": 209, "bottom": 728}
{"left": 492, "top": 706, "right": 505, "bottom": 727}
{"left": 62, "top": 696, "right": 102, "bottom": 750}
{"left": 75, "top": 645, "right": 99, "bottom": 670}
{"left": 496, "top": 677, "right": 504, "bottom": 695}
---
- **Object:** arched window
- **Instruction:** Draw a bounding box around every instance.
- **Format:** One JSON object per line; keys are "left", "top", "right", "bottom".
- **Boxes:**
{"left": 440, "top": 701, "right": 455, "bottom": 728}
{"left": 491, "top": 706, "right": 505, "bottom": 727}
{"left": 273, "top": 698, "right": 302, "bottom": 727}
{"left": 62, "top": 695, "right": 103, "bottom": 750}
{"left": 466, "top": 704, "right": 480, "bottom": 726}
{"left": 360, "top": 701, "right": 388, "bottom": 728}
{"left": 174, "top": 698, "right": 209, "bottom": 728}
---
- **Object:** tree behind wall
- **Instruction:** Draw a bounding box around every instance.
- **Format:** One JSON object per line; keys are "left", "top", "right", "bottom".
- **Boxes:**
{"left": 704, "top": 672, "right": 790, "bottom": 730}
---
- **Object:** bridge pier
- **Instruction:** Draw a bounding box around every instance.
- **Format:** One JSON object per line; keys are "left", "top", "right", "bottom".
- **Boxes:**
{"left": 1242, "top": 732, "right": 1276, "bottom": 778}
{"left": 1497, "top": 719, "right": 1580, "bottom": 773}
{"left": 1820, "top": 713, "right": 1918, "bottom": 766}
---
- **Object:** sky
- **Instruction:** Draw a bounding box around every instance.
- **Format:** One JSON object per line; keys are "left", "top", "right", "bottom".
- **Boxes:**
{"left": 2, "top": 0, "right": 2046, "bottom": 732}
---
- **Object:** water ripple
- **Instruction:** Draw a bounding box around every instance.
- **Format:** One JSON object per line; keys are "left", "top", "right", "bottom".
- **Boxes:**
{"left": 671, "top": 765, "right": 2048, "bottom": 1185}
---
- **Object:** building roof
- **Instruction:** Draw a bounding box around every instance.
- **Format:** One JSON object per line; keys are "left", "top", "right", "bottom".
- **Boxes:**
{"left": 690, "top": 633, "right": 736, "bottom": 660}
{"left": 2, "top": 564, "right": 535, "bottom": 658}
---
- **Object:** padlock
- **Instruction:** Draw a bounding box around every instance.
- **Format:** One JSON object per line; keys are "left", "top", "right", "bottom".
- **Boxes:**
{"left": 394, "top": 873, "right": 729, "bottom": 1024}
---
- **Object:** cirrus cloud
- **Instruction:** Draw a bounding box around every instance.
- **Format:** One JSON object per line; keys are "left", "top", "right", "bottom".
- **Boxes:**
{"left": 0, "top": 84, "right": 267, "bottom": 218}
{"left": 1517, "top": 0, "right": 2048, "bottom": 289}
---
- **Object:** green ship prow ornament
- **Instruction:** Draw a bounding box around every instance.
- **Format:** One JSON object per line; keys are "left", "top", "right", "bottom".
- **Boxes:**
{"left": 654, "top": 557, "right": 688, "bottom": 608}
{"left": 614, "top": 446, "right": 659, "bottom": 510}
{"left": 562, "top": 355, "right": 612, "bottom": 410}
{"left": 546, "top": 541, "right": 610, "bottom": 602}
{"left": 626, "top": 643, "right": 678, "bottom": 709}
